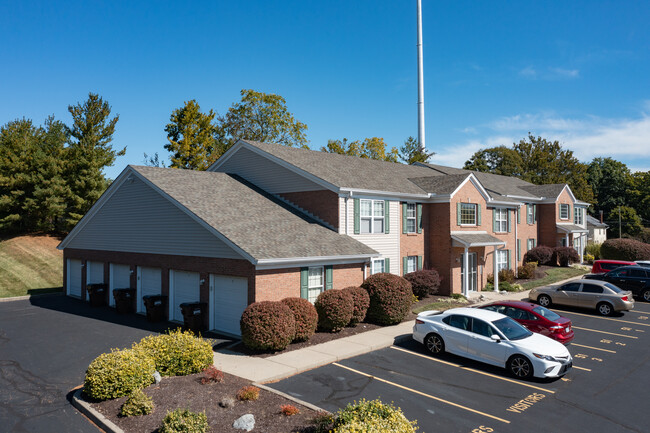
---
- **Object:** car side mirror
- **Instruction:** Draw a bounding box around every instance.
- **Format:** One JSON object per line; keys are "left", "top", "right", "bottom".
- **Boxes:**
{"left": 490, "top": 334, "right": 501, "bottom": 343}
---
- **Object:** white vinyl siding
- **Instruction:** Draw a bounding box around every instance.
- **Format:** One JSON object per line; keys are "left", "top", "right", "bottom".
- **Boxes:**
{"left": 64, "top": 176, "right": 244, "bottom": 259}
{"left": 67, "top": 259, "right": 82, "bottom": 298}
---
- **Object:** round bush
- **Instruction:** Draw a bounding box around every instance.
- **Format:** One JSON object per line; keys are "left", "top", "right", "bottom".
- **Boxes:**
{"left": 83, "top": 348, "right": 155, "bottom": 401}
{"left": 342, "top": 286, "right": 370, "bottom": 325}
{"left": 315, "top": 289, "right": 354, "bottom": 332}
{"left": 600, "top": 238, "right": 650, "bottom": 261}
{"left": 404, "top": 269, "right": 441, "bottom": 298}
{"left": 120, "top": 388, "right": 154, "bottom": 417}
{"left": 332, "top": 399, "right": 417, "bottom": 433}
{"left": 160, "top": 408, "right": 208, "bottom": 433}
{"left": 523, "top": 245, "right": 554, "bottom": 265}
{"left": 133, "top": 329, "right": 213, "bottom": 377}
{"left": 517, "top": 261, "right": 537, "bottom": 279}
{"left": 361, "top": 273, "right": 413, "bottom": 326}
{"left": 240, "top": 301, "right": 296, "bottom": 351}
{"left": 281, "top": 297, "right": 318, "bottom": 341}
{"left": 552, "top": 246, "right": 580, "bottom": 267}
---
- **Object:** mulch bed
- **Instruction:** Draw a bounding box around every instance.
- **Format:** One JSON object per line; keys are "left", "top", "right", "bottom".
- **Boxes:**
{"left": 89, "top": 372, "right": 319, "bottom": 433}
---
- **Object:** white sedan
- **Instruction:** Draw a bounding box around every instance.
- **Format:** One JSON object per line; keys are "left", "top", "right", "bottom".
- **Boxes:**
{"left": 412, "top": 307, "right": 572, "bottom": 379}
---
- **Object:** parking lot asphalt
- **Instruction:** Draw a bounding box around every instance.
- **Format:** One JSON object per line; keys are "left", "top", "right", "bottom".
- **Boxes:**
{"left": 0, "top": 294, "right": 216, "bottom": 433}
{"left": 268, "top": 302, "right": 650, "bottom": 433}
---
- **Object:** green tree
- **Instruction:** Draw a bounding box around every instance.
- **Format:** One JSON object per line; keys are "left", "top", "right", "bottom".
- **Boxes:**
{"left": 164, "top": 100, "right": 216, "bottom": 170}
{"left": 627, "top": 170, "right": 650, "bottom": 225}
{"left": 64, "top": 93, "right": 124, "bottom": 230}
{"left": 322, "top": 137, "right": 398, "bottom": 162}
{"left": 608, "top": 206, "right": 643, "bottom": 238}
{"left": 215, "top": 89, "right": 308, "bottom": 156}
{"left": 399, "top": 136, "right": 435, "bottom": 164}
{"left": 464, "top": 146, "right": 523, "bottom": 176}
{"left": 586, "top": 157, "right": 632, "bottom": 219}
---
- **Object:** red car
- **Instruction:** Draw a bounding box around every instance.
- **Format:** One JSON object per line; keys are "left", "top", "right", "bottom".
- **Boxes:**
{"left": 591, "top": 259, "right": 636, "bottom": 274}
{"left": 479, "top": 301, "right": 574, "bottom": 344}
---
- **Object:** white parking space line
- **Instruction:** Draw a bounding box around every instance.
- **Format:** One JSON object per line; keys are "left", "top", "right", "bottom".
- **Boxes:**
{"left": 332, "top": 362, "right": 511, "bottom": 424}
{"left": 572, "top": 326, "right": 638, "bottom": 339}
{"left": 390, "top": 346, "right": 556, "bottom": 394}
{"left": 569, "top": 343, "right": 616, "bottom": 353}
{"left": 551, "top": 309, "right": 650, "bottom": 327}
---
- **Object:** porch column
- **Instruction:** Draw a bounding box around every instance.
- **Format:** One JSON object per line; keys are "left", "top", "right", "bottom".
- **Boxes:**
{"left": 463, "top": 247, "right": 469, "bottom": 296}
{"left": 493, "top": 246, "right": 499, "bottom": 291}
{"left": 565, "top": 233, "right": 569, "bottom": 247}
{"left": 580, "top": 234, "right": 585, "bottom": 263}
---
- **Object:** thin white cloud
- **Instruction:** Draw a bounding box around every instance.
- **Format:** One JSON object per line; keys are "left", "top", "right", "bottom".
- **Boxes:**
{"left": 519, "top": 66, "right": 579, "bottom": 80}
{"left": 519, "top": 66, "right": 537, "bottom": 78}
{"left": 549, "top": 67, "right": 579, "bottom": 78}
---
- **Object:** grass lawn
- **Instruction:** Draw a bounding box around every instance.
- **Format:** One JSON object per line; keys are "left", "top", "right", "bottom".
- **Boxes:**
{"left": 0, "top": 235, "right": 63, "bottom": 298}
{"left": 519, "top": 265, "right": 589, "bottom": 291}
{"left": 413, "top": 298, "right": 469, "bottom": 314}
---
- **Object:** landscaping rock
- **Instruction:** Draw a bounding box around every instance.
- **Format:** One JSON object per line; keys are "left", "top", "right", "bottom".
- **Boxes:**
{"left": 153, "top": 371, "right": 162, "bottom": 384}
{"left": 233, "top": 413, "right": 255, "bottom": 431}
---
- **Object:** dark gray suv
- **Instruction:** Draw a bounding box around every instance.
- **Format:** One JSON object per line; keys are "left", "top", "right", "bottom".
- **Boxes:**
{"left": 584, "top": 265, "right": 650, "bottom": 302}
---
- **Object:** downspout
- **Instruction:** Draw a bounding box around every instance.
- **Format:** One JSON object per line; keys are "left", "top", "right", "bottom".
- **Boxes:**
{"left": 515, "top": 206, "right": 519, "bottom": 278}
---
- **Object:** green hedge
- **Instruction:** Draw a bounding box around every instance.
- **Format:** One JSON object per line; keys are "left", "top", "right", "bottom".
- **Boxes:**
{"left": 332, "top": 399, "right": 417, "bottom": 433}
{"left": 133, "top": 329, "right": 213, "bottom": 377}
{"left": 83, "top": 348, "right": 155, "bottom": 401}
{"left": 600, "top": 238, "right": 650, "bottom": 261}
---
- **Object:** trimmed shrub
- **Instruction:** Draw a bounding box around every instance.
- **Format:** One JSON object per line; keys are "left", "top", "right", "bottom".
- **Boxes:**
{"left": 483, "top": 283, "right": 494, "bottom": 292}
{"left": 600, "top": 238, "right": 650, "bottom": 261}
{"left": 487, "top": 269, "right": 516, "bottom": 285}
{"left": 585, "top": 242, "right": 601, "bottom": 260}
{"left": 584, "top": 253, "right": 595, "bottom": 264}
{"left": 315, "top": 289, "right": 354, "bottom": 332}
{"left": 404, "top": 269, "right": 441, "bottom": 298}
{"left": 498, "top": 282, "right": 524, "bottom": 292}
{"left": 552, "top": 247, "right": 580, "bottom": 267}
{"left": 281, "top": 297, "right": 318, "bottom": 341}
{"left": 237, "top": 385, "right": 260, "bottom": 401}
{"left": 280, "top": 404, "right": 301, "bottom": 416}
{"left": 517, "top": 262, "right": 537, "bottom": 279}
{"left": 160, "top": 409, "right": 208, "bottom": 433}
{"left": 200, "top": 365, "right": 224, "bottom": 384}
{"left": 332, "top": 399, "right": 418, "bottom": 433}
{"left": 523, "top": 245, "right": 554, "bottom": 265}
{"left": 342, "top": 286, "right": 370, "bottom": 325}
{"left": 240, "top": 301, "right": 296, "bottom": 351}
{"left": 120, "top": 388, "right": 154, "bottom": 417}
{"left": 361, "top": 273, "right": 413, "bottom": 326}
{"left": 133, "top": 329, "right": 213, "bottom": 377}
{"left": 83, "top": 348, "right": 155, "bottom": 401}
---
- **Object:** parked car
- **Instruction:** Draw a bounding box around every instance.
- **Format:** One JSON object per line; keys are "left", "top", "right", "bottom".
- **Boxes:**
{"left": 479, "top": 301, "right": 574, "bottom": 344}
{"left": 635, "top": 260, "right": 650, "bottom": 268}
{"left": 584, "top": 265, "right": 650, "bottom": 302}
{"left": 413, "top": 307, "right": 573, "bottom": 379}
{"left": 529, "top": 279, "right": 634, "bottom": 316}
{"left": 591, "top": 259, "right": 636, "bottom": 274}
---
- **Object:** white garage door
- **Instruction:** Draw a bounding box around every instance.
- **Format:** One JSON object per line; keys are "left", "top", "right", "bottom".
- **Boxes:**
{"left": 67, "top": 259, "right": 82, "bottom": 298}
{"left": 137, "top": 267, "right": 162, "bottom": 313}
{"left": 109, "top": 264, "right": 131, "bottom": 307}
{"left": 210, "top": 275, "right": 248, "bottom": 337}
{"left": 169, "top": 270, "right": 200, "bottom": 322}
{"left": 86, "top": 261, "right": 104, "bottom": 301}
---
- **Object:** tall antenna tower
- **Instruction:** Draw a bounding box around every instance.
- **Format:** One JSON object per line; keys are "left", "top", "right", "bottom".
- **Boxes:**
{"left": 417, "top": 0, "right": 426, "bottom": 151}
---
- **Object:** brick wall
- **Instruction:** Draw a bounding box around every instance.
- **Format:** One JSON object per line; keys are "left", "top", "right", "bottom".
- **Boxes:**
{"left": 278, "top": 190, "right": 339, "bottom": 230}
{"left": 537, "top": 203, "right": 558, "bottom": 247}
{"left": 400, "top": 203, "right": 427, "bottom": 275}
{"left": 428, "top": 202, "right": 452, "bottom": 294}
{"left": 332, "top": 263, "right": 365, "bottom": 289}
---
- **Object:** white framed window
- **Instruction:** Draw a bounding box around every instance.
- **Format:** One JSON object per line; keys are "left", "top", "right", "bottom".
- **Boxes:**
{"left": 406, "top": 203, "right": 416, "bottom": 233}
{"left": 496, "top": 250, "right": 509, "bottom": 271}
{"left": 559, "top": 204, "right": 569, "bottom": 220}
{"left": 307, "top": 266, "right": 324, "bottom": 303}
{"left": 527, "top": 239, "right": 535, "bottom": 251}
{"left": 574, "top": 207, "right": 583, "bottom": 225}
{"left": 527, "top": 205, "right": 534, "bottom": 224}
{"left": 371, "top": 259, "right": 385, "bottom": 275}
{"left": 406, "top": 256, "right": 417, "bottom": 274}
{"left": 460, "top": 203, "right": 477, "bottom": 225}
{"left": 360, "top": 199, "right": 385, "bottom": 234}
{"left": 494, "top": 208, "right": 508, "bottom": 232}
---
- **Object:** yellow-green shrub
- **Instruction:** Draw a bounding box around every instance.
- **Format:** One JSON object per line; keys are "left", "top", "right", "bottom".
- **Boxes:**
{"left": 120, "top": 388, "right": 154, "bottom": 417}
{"left": 332, "top": 399, "right": 417, "bottom": 433}
{"left": 160, "top": 408, "right": 208, "bottom": 433}
{"left": 133, "top": 329, "right": 213, "bottom": 377}
{"left": 83, "top": 349, "right": 155, "bottom": 401}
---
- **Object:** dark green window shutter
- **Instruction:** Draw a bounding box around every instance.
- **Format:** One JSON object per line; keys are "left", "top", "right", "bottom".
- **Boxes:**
{"left": 526, "top": 204, "right": 531, "bottom": 224}
{"left": 353, "top": 198, "right": 360, "bottom": 234}
{"left": 300, "top": 267, "right": 308, "bottom": 299}
{"left": 507, "top": 250, "right": 511, "bottom": 270}
{"left": 325, "top": 266, "right": 333, "bottom": 290}
{"left": 517, "top": 207, "right": 521, "bottom": 224}
{"left": 457, "top": 203, "right": 461, "bottom": 225}
{"left": 534, "top": 238, "right": 537, "bottom": 247}
{"left": 417, "top": 204, "right": 423, "bottom": 233}
{"left": 507, "top": 210, "right": 512, "bottom": 233}
{"left": 418, "top": 255, "right": 423, "bottom": 270}
{"left": 533, "top": 204, "right": 537, "bottom": 223}
{"left": 402, "top": 203, "right": 407, "bottom": 234}
{"left": 517, "top": 239, "right": 521, "bottom": 261}
{"left": 492, "top": 208, "right": 497, "bottom": 232}
{"left": 558, "top": 203, "right": 562, "bottom": 218}
{"left": 384, "top": 201, "right": 390, "bottom": 234}
{"left": 403, "top": 257, "right": 408, "bottom": 275}
{"left": 477, "top": 204, "right": 481, "bottom": 226}
{"left": 385, "top": 258, "right": 390, "bottom": 273}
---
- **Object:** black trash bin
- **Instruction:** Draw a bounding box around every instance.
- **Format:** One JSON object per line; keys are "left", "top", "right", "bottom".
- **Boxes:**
{"left": 87, "top": 283, "right": 108, "bottom": 307}
{"left": 113, "top": 288, "right": 136, "bottom": 314}
{"left": 180, "top": 302, "right": 207, "bottom": 334}
{"left": 143, "top": 295, "right": 167, "bottom": 322}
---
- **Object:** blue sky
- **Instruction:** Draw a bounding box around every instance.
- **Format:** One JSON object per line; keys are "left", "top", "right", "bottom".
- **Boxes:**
{"left": 2, "top": 1, "right": 649, "bottom": 180}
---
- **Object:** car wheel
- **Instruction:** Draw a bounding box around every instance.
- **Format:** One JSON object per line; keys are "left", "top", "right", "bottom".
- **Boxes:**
{"left": 508, "top": 355, "right": 533, "bottom": 379}
{"left": 424, "top": 333, "right": 445, "bottom": 355}
{"left": 538, "top": 295, "right": 552, "bottom": 307}
{"left": 597, "top": 302, "right": 613, "bottom": 316}
{"left": 642, "top": 289, "right": 650, "bottom": 302}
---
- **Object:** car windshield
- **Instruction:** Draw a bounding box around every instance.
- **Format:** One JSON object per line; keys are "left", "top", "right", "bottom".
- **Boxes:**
{"left": 604, "top": 282, "right": 624, "bottom": 293}
{"left": 492, "top": 317, "right": 532, "bottom": 340}
{"left": 532, "top": 306, "right": 561, "bottom": 321}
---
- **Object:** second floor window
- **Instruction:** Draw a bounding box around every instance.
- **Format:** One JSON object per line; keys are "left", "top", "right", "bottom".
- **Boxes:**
{"left": 527, "top": 204, "right": 535, "bottom": 224}
{"left": 406, "top": 203, "right": 417, "bottom": 233}
{"left": 494, "top": 208, "right": 508, "bottom": 232}
{"left": 460, "top": 203, "right": 477, "bottom": 225}
{"left": 574, "top": 207, "right": 583, "bottom": 225}
{"left": 559, "top": 204, "right": 569, "bottom": 220}
{"left": 360, "top": 199, "right": 384, "bottom": 233}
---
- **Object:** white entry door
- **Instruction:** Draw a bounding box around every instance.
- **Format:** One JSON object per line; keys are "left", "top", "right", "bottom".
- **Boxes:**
{"left": 67, "top": 259, "right": 82, "bottom": 298}
{"left": 210, "top": 275, "right": 248, "bottom": 337}
{"left": 109, "top": 264, "right": 131, "bottom": 307}
{"left": 169, "top": 270, "right": 201, "bottom": 322}
{"left": 137, "top": 267, "right": 162, "bottom": 313}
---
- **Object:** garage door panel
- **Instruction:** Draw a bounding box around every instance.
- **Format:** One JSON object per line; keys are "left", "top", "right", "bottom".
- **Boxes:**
{"left": 170, "top": 270, "right": 200, "bottom": 322}
{"left": 109, "top": 264, "right": 131, "bottom": 307}
{"left": 137, "top": 267, "right": 162, "bottom": 313}
{"left": 67, "top": 259, "right": 82, "bottom": 298}
{"left": 211, "top": 275, "right": 248, "bottom": 337}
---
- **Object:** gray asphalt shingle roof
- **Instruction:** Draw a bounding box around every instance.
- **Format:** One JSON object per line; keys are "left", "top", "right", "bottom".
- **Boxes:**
{"left": 131, "top": 165, "right": 377, "bottom": 261}
{"left": 451, "top": 232, "right": 506, "bottom": 247}
{"left": 520, "top": 184, "right": 567, "bottom": 199}
{"left": 407, "top": 174, "right": 471, "bottom": 195}
{"left": 587, "top": 215, "right": 608, "bottom": 228}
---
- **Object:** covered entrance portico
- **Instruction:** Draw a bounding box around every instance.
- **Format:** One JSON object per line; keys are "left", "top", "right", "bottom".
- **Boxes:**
{"left": 451, "top": 232, "right": 506, "bottom": 297}
{"left": 557, "top": 223, "right": 589, "bottom": 263}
